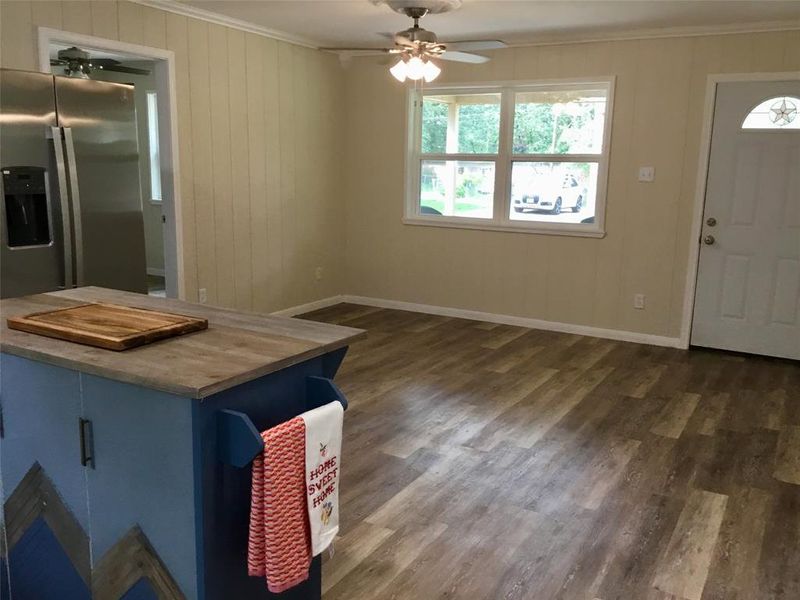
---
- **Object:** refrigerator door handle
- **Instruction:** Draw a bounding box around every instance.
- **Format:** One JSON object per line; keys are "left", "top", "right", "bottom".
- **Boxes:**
{"left": 51, "top": 126, "right": 74, "bottom": 289}
{"left": 62, "top": 127, "right": 84, "bottom": 286}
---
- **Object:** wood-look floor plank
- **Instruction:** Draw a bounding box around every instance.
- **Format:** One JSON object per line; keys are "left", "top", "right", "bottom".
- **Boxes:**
{"left": 574, "top": 437, "right": 642, "bottom": 510}
{"left": 700, "top": 487, "right": 770, "bottom": 599}
{"left": 650, "top": 392, "right": 701, "bottom": 439}
{"left": 686, "top": 392, "right": 729, "bottom": 437}
{"left": 293, "top": 304, "right": 800, "bottom": 600}
{"left": 320, "top": 521, "right": 395, "bottom": 593}
{"left": 323, "top": 522, "right": 448, "bottom": 600}
{"left": 651, "top": 489, "right": 728, "bottom": 600}
{"left": 774, "top": 425, "right": 800, "bottom": 485}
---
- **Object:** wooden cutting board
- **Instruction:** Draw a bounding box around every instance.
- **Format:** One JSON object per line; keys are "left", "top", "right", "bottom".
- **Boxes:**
{"left": 6, "top": 302, "right": 208, "bottom": 351}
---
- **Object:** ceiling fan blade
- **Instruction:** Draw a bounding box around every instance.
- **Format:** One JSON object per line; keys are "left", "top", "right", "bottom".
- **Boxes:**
{"left": 444, "top": 40, "right": 507, "bottom": 52}
{"left": 91, "top": 58, "right": 122, "bottom": 67}
{"left": 440, "top": 51, "right": 491, "bottom": 64}
{"left": 320, "top": 47, "right": 393, "bottom": 54}
{"left": 100, "top": 65, "right": 151, "bottom": 75}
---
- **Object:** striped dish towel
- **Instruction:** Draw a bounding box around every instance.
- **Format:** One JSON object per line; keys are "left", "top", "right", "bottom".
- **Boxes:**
{"left": 248, "top": 417, "right": 311, "bottom": 593}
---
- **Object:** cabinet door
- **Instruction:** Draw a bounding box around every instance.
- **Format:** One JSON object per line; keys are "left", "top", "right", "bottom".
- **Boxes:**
{"left": 0, "top": 354, "right": 91, "bottom": 599}
{"left": 82, "top": 375, "right": 196, "bottom": 599}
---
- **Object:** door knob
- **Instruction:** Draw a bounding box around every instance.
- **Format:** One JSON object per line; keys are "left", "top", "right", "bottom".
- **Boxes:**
{"left": 703, "top": 235, "right": 715, "bottom": 245}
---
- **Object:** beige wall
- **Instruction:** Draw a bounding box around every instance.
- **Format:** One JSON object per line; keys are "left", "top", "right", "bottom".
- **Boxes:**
{"left": 343, "top": 31, "right": 800, "bottom": 339}
{"left": 0, "top": 0, "right": 347, "bottom": 312}
{"left": 2, "top": 2, "right": 797, "bottom": 336}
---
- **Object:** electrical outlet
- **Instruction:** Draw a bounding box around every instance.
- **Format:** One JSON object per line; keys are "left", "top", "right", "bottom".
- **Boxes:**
{"left": 198, "top": 288, "right": 208, "bottom": 304}
{"left": 634, "top": 293, "right": 646, "bottom": 309}
{"left": 638, "top": 166, "right": 655, "bottom": 183}
{"left": 315, "top": 266, "right": 323, "bottom": 281}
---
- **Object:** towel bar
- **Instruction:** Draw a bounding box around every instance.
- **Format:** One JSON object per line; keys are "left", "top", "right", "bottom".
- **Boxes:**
{"left": 306, "top": 375, "right": 348, "bottom": 411}
{"left": 216, "top": 375, "right": 348, "bottom": 467}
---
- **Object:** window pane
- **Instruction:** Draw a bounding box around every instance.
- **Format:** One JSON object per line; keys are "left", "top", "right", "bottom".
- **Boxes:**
{"left": 421, "top": 93, "right": 501, "bottom": 154}
{"left": 513, "top": 89, "right": 606, "bottom": 154}
{"left": 420, "top": 160, "right": 494, "bottom": 218}
{"left": 741, "top": 96, "right": 800, "bottom": 129}
{"left": 146, "top": 91, "right": 162, "bottom": 202}
{"left": 510, "top": 161, "right": 598, "bottom": 224}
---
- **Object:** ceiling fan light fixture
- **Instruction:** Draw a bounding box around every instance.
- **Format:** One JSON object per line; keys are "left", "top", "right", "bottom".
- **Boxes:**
{"left": 390, "top": 57, "right": 409, "bottom": 82}
{"left": 422, "top": 58, "right": 441, "bottom": 82}
{"left": 405, "top": 55, "right": 426, "bottom": 80}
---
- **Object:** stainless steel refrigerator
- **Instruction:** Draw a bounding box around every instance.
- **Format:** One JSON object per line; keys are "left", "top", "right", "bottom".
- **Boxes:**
{"left": 0, "top": 68, "right": 147, "bottom": 298}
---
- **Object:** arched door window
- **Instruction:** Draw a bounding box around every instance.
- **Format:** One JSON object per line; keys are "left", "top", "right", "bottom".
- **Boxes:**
{"left": 741, "top": 96, "right": 799, "bottom": 129}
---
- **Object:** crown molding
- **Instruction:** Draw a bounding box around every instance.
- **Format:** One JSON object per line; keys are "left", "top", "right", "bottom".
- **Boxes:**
{"left": 131, "top": 1, "right": 799, "bottom": 53}
{"left": 503, "top": 19, "right": 800, "bottom": 49}
{"left": 129, "top": 0, "right": 320, "bottom": 49}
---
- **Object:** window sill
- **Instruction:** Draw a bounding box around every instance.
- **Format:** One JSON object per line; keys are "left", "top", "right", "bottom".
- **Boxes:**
{"left": 148, "top": 198, "right": 163, "bottom": 206}
{"left": 402, "top": 216, "right": 606, "bottom": 238}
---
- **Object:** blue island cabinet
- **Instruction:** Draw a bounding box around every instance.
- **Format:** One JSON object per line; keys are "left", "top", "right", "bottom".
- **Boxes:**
{"left": 0, "top": 287, "right": 364, "bottom": 600}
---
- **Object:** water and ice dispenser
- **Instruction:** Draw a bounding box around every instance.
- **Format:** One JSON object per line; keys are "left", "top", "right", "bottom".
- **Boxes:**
{"left": 2, "top": 166, "right": 52, "bottom": 248}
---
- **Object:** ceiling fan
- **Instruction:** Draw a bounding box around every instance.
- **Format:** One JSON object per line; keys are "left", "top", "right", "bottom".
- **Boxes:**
{"left": 50, "top": 47, "right": 151, "bottom": 79}
{"left": 322, "top": 0, "right": 507, "bottom": 82}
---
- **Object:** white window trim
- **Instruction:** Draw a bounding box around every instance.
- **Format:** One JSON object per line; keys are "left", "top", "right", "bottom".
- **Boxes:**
{"left": 403, "top": 77, "right": 616, "bottom": 238}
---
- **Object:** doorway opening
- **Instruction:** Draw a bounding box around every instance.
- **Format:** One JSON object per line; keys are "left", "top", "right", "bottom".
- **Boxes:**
{"left": 38, "top": 28, "right": 183, "bottom": 299}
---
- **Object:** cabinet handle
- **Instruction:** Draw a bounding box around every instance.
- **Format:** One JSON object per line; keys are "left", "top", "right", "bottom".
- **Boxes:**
{"left": 79, "top": 418, "right": 94, "bottom": 468}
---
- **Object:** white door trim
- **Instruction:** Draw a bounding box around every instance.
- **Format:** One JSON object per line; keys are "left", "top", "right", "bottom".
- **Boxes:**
{"left": 679, "top": 70, "right": 800, "bottom": 350}
{"left": 36, "top": 27, "right": 186, "bottom": 300}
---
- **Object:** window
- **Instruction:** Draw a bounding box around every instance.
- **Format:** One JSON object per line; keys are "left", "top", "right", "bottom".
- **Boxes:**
{"left": 406, "top": 79, "right": 615, "bottom": 236}
{"left": 741, "top": 96, "right": 799, "bottom": 130}
{"left": 146, "top": 91, "right": 162, "bottom": 203}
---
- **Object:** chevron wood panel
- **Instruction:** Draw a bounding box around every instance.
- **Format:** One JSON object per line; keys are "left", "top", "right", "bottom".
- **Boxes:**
{"left": 92, "top": 526, "right": 185, "bottom": 600}
{"left": 298, "top": 303, "right": 800, "bottom": 600}
{"left": 1, "top": 462, "right": 90, "bottom": 586}
{"left": 2, "top": 464, "right": 184, "bottom": 600}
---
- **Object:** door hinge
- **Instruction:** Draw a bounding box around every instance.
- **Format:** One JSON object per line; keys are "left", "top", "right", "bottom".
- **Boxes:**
{"left": 79, "top": 418, "right": 94, "bottom": 468}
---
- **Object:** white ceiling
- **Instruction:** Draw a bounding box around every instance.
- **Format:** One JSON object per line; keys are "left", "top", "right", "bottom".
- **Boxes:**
{"left": 174, "top": 0, "right": 800, "bottom": 48}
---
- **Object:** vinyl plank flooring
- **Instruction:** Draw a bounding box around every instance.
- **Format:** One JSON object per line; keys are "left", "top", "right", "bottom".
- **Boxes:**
{"left": 323, "top": 522, "right": 448, "bottom": 600}
{"left": 320, "top": 521, "right": 395, "bottom": 593}
{"left": 650, "top": 392, "right": 700, "bottom": 439}
{"left": 651, "top": 489, "right": 728, "bottom": 600}
{"left": 774, "top": 425, "right": 800, "bottom": 485}
{"left": 294, "top": 304, "right": 800, "bottom": 600}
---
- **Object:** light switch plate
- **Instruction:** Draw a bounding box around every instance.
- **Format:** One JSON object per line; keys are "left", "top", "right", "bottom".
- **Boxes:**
{"left": 638, "top": 166, "right": 655, "bottom": 183}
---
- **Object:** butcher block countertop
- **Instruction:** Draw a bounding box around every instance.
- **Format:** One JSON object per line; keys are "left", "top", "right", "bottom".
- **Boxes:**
{"left": 0, "top": 287, "right": 365, "bottom": 398}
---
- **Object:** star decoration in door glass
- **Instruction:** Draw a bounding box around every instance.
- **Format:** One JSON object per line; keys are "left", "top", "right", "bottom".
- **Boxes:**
{"left": 742, "top": 96, "right": 800, "bottom": 130}
{"left": 769, "top": 97, "right": 797, "bottom": 126}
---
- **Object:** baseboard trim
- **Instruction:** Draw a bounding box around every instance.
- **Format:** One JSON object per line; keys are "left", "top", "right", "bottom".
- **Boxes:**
{"left": 340, "top": 295, "right": 684, "bottom": 349}
{"left": 271, "top": 293, "right": 683, "bottom": 348}
{"left": 270, "top": 295, "right": 345, "bottom": 317}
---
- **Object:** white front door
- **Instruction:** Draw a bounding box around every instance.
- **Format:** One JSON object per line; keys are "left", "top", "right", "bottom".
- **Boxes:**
{"left": 692, "top": 79, "right": 800, "bottom": 360}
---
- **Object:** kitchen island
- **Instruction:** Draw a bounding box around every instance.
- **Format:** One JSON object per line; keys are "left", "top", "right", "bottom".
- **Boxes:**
{"left": 0, "top": 287, "right": 364, "bottom": 600}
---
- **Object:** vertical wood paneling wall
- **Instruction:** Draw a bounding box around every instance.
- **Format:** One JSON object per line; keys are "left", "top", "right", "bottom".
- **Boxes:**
{"left": 2, "top": 1, "right": 797, "bottom": 338}
{"left": 342, "top": 31, "right": 800, "bottom": 338}
{"left": 0, "top": 0, "right": 346, "bottom": 312}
